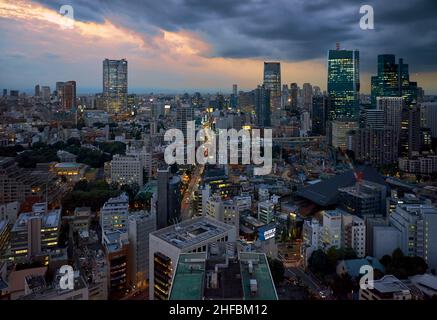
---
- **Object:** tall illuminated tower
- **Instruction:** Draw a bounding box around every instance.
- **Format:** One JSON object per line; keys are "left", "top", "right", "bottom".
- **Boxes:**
{"left": 327, "top": 46, "right": 360, "bottom": 121}
{"left": 103, "top": 59, "right": 128, "bottom": 114}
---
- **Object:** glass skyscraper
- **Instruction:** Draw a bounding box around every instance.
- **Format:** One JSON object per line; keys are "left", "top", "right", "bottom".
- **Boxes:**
{"left": 103, "top": 59, "right": 128, "bottom": 114}
{"left": 371, "top": 55, "right": 417, "bottom": 108}
{"left": 327, "top": 48, "right": 360, "bottom": 121}
{"left": 263, "top": 62, "right": 281, "bottom": 109}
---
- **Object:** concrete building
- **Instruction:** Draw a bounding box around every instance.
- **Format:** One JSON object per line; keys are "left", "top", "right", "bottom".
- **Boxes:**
{"left": 320, "top": 210, "right": 342, "bottom": 251}
{"left": 359, "top": 275, "right": 412, "bottom": 300}
{"left": 338, "top": 180, "right": 387, "bottom": 217}
{"left": 205, "top": 194, "right": 240, "bottom": 238}
{"left": 341, "top": 213, "right": 366, "bottom": 258}
{"left": 10, "top": 203, "right": 61, "bottom": 259}
{"left": 373, "top": 226, "right": 401, "bottom": 259}
{"left": 110, "top": 153, "right": 143, "bottom": 186}
{"left": 0, "top": 201, "right": 19, "bottom": 223}
{"left": 257, "top": 200, "right": 275, "bottom": 224}
{"left": 156, "top": 167, "right": 181, "bottom": 229}
{"left": 73, "top": 207, "right": 91, "bottom": 233}
{"left": 149, "top": 216, "right": 236, "bottom": 300}
{"left": 128, "top": 211, "right": 156, "bottom": 290}
{"left": 389, "top": 204, "right": 437, "bottom": 270}
{"left": 100, "top": 193, "right": 129, "bottom": 239}
{"left": 331, "top": 120, "right": 358, "bottom": 150}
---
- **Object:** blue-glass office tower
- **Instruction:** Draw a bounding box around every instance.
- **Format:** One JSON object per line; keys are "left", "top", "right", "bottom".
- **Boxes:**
{"left": 371, "top": 55, "right": 417, "bottom": 108}
{"left": 327, "top": 48, "right": 360, "bottom": 121}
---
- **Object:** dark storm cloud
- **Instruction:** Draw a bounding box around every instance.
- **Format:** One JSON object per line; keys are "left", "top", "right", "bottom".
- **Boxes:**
{"left": 35, "top": 0, "right": 437, "bottom": 72}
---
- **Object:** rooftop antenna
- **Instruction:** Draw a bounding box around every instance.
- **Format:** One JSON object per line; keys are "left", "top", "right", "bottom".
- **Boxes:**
{"left": 336, "top": 42, "right": 340, "bottom": 50}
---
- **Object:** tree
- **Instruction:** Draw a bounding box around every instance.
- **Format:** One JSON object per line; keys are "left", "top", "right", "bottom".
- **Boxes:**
{"left": 331, "top": 273, "right": 355, "bottom": 299}
{"left": 267, "top": 258, "right": 285, "bottom": 285}
{"left": 308, "top": 250, "right": 331, "bottom": 276}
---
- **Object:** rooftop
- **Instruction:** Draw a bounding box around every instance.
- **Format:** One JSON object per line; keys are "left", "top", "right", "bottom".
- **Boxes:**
{"left": 12, "top": 208, "right": 61, "bottom": 232}
{"left": 169, "top": 243, "right": 277, "bottom": 300}
{"left": 151, "top": 216, "right": 234, "bottom": 250}
{"left": 296, "top": 166, "right": 385, "bottom": 206}
{"left": 372, "top": 275, "right": 410, "bottom": 294}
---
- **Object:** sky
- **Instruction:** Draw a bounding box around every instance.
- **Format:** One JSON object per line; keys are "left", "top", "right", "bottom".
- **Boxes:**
{"left": 1, "top": 0, "right": 436, "bottom": 94}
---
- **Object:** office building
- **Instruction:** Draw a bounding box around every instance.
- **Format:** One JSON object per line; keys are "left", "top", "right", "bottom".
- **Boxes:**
{"left": 376, "top": 97, "right": 403, "bottom": 135}
{"left": 128, "top": 211, "right": 156, "bottom": 289}
{"left": 371, "top": 55, "right": 417, "bottom": 108}
{"left": 176, "top": 102, "right": 194, "bottom": 138}
{"left": 169, "top": 243, "right": 278, "bottom": 300}
{"left": 302, "top": 83, "right": 313, "bottom": 111}
{"left": 289, "top": 83, "right": 299, "bottom": 110}
{"left": 103, "top": 59, "right": 128, "bottom": 114}
{"left": 10, "top": 203, "right": 61, "bottom": 259}
{"left": 363, "top": 109, "right": 385, "bottom": 129}
{"left": 389, "top": 204, "right": 437, "bottom": 270}
{"left": 100, "top": 193, "right": 129, "bottom": 237}
{"left": 110, "top": 153, "right": 143, "bottom": 186}
{"left": 263, "top": 62, "right": 281, "bottom": 109}
{"left": 398, "top": 155, "right": 437, "bottom": 174}
{"left": 149, "top": 216, "right": 236, "bottom": 300}
{"left": 327, "top": 46, "right": 360, "bottom": 120}
{"left": 350, "top": 127, "right": 399, "bottom": 166}
{"left": 341, "top": 213, "right": 366, "bottom": 258}
{"left": 157, "top": 167, "right": 181, "bottom": 229}
{"left": 338, "top": 180, "right": 387, "bottom": 217}
{"left": 320, "top": 210, "right": 342, "bottom": 251}
{"left": 311, "top": 94, "right": 328, "bottom": 135}
{"left": 61, "top": 80, "right": 76, "bottom": 110}
{"left": 205, "top": 194, "right": 239, "bottom": 238}
{"left": 331, "top": 120, "right": 358, "bottom": 150}
{"left": 258, "top": 200, "right": 275, "bottom": 225}
{"left": 41, "top": 86, "right": 51, "bottom": 101}
{"left": 73, "top": 207, "right": 90, "bottom": 233}
{"left": 420, "top": 102, "right": 437, "bottom": 138}
{"left": 34, "top": 84, "right": 40, "bottom": 97}
{"left": 103, "top": 230, "right": 129, "bottom": 299}
{"left": 254, "top": 85, "right": 271, "bottom": 127}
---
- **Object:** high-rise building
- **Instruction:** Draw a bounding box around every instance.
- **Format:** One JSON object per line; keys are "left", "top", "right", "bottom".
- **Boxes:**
{"left": 363, "top": 109, "right": 385, "bottom": 129}
{"left": 331, "top": 120, "right": 358, "bottom": 150}
{"left": 103, "top": 59, "right": 128, "bottom": 114}
{"left": 408, "top": 106, "right": 422, "bottom": 158}
{"left": 263, "top": 62, "right": 281, "bottom": 109}
{"left": 341, "top": 213, "right": 366, "bottom": 258}
{"left": 420, "top": 102, "right": 437, "bottom": 138}
{"left": 376, "top": 97, "right": 403, "bottom": 137}
{"left": 254, "top": 85, "right": 271, "bottom": 127}
{"left": 34, "top": 85, "right": 40, "bottom": 97}
{"left": 176, "top": 102, "right": 194, "bottom": 138}
{"left": 128, "top": 211, "right": 156, "bottom": 289}
{"left": 62, "top": 80, "right": 76, "bottom": 110}
{"left": 302, "top": 83, "right": 313, "bottom": 111}
{"left": 371, "top": 55, "right": 417, "bottom": 108}
{"left": 149, "top": 216, "right": 236, "bottom": 300}
{"left": 350, "top": 127, "right": 399, "bottom": 166}
{"left": 41, "top": 86, "right": 51, "bottom": 101}
{"left": 289, "top": 83, "right": 299, "bottom": 111}
{"left": 157, "top": 167, "right": 181, "bottom": 229}
{"left": 327, "top": 46, "right": 360, "bottom": 121}
{"left": 311, "top": 94, "right": 328, "bottom": 135}
{"left": 231, "top": 84, "right": 238, "bottom": 109}
{"left": 257, "top": 199, "right": 275, "bottom": 225}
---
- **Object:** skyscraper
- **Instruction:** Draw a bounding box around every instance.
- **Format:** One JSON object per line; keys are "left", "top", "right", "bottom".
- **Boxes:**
{"left": 311, "top": 94, "right": 328, "bottom": 135}
{"left": 371, "top": 55, "right": 417, "bottom": 108}
{"left": 62, "top": 80, "right": 76, "bottom": 110}
{"left": 157, "top": 167, "right": 181, "bottom": 229}
{"left": 263, "top": 62, "right": 281, "bottom": 109}
{"left": 289, "top": 83, "right": 299, "bottom": 111}
{"left": 34, "top": 84, "right": 40, "bottom": 97}
{"left": 254, "top": 85, "right": 271, "bottom": 127}
{"left": 103, "top": 59, "right": 128, "bottom": 114}
{"left": 327, "top": 46, "right": 360, "bottom": 121}
{"left": 302, "top": 83, "right": 313, "bottom": 111}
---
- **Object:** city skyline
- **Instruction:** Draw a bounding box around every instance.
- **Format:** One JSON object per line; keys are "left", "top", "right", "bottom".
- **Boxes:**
{"left": 1, "top": 0, "right": 437, "bottom": 94}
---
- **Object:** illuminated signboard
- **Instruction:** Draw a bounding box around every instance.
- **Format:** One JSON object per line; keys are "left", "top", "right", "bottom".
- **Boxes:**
{"left": 258, "top": 224, "right": 276, "bottom": 241}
